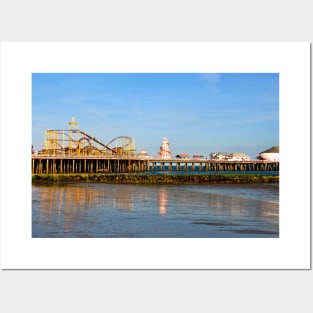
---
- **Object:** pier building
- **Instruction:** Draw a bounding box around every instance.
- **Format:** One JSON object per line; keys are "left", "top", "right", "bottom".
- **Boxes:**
{"left": 258, "top": 146, "right": 279, "bottom": 161}
{"left": 32, "top": 118, "right": 279, "bottom": 174}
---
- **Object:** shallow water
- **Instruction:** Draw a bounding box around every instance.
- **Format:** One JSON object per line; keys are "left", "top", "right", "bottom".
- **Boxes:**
{"left": 32, "top": 183, "right": 279, "bottom": 238}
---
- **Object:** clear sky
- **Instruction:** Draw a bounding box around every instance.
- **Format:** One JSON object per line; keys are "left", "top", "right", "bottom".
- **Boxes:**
{"left": 32, "top": 73, "right": 279, "bottom": 159}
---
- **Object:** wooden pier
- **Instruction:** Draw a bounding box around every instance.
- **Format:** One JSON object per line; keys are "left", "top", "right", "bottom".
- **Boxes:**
{"left": 32, "top": 155, "right": 279, "bottom": 174}
{"left": 149, "top": 158, "right": 279, "bottom": 172}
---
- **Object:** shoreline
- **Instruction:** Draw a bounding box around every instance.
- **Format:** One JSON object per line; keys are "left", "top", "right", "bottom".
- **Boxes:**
{"left": 32, "top": 173, "right": 279, "bottom": 185}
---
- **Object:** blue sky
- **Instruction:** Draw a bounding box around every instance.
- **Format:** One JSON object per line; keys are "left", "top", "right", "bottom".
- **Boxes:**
{"left": 32, "top": 73, "right": 279, "bottom": 158}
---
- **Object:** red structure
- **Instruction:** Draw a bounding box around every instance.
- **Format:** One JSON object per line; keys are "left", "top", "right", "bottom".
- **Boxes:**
{"left": 158, "top": 137, "right": 172, "bottom": 159}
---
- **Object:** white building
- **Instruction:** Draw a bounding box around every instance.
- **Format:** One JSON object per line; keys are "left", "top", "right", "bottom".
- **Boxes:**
{"left": 258, "top": 146, "right": 279, "bottom": 161}
{"left": 227, "top": 153, "right": 250, "bottom": 161}
{"left": 137, "top": 149, "right": 152, "bottom": 159}
{"left": 210, "top": 152, "right": 250, "bottom": 161}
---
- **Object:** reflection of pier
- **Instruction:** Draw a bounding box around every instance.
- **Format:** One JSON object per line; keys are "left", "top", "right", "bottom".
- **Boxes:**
{"left": 32, "top": 156, "right": 279, "bottom": 174}
{"left": 158, "top": 189, "right": 168, "bottom": 215}
{"left": 37, "top": 185, "right": 135, "bottom": 216}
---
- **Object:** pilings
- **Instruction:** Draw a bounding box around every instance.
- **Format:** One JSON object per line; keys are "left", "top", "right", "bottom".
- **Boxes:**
{"left": 32, "top": 156, "right": 149, "bottom": 174}
{"left": 32, "top": 156, "right": 279, "bottom": 174}
{"left": 148, "top": 160, "right": 279, "bottom": 172}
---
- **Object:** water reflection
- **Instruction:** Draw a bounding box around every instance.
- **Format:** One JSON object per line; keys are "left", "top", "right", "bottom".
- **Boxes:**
{"left": 32, "top": 183, "right": 279, "bottom": 238}
{"left": 37, "top": 185, "right": 171, "bottom": 217}
{"left": 206, "top": 193, "right": 279, "bottom": 220}
{"left": 37, "top": 185, "right": 136, "bottom": 215}
{"left": 158, "top": 188, "right": 168, "bottom": 215}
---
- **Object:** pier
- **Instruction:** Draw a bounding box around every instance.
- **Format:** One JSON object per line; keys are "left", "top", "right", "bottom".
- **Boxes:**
{"left": 32, "top": 118, "right": 279, "bottom": 175}
{"left": 32, "top": 156, "right": 279, "bottom": 174}
{"left": 32, "top": 155, "right": 149, "bottom": 174}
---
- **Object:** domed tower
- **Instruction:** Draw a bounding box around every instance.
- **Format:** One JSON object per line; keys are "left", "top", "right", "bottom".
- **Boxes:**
{"left": 68, "top": 116, "right": 78, "bottom": 130}
{"left": 158, "top": 137, "right": 172, "bottom": 159}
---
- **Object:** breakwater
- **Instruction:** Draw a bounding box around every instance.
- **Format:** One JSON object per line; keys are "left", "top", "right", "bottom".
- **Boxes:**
{"left": 32, "top": 173, "right": 279, "bottom": 184}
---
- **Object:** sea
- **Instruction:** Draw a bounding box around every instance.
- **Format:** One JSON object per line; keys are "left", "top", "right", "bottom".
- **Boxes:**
{"left": 32, "top": 171, "right": 279, "bottom": 238}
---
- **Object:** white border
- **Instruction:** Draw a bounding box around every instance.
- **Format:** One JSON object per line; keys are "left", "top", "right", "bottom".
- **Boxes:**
{"left": 0, "top": 42, "right": 310, "bottom": 269}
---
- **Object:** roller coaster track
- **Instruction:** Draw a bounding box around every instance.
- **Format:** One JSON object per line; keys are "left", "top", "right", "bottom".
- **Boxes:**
{"left": 79, "top": 130, "right": 114, "bottom": 152}
{"left": 106, "top": 136, "right": 133, "bottom": 149}
{"left": 43, "top": 129, "right": 135, "bottom": 156}
{"left": 45, "top": 129, "right": 112, "bottom": 152}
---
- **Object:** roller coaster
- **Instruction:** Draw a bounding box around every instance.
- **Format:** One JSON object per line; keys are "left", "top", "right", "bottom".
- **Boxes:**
{"left": 39, "top": 117, "right": 136, "bottom": 157}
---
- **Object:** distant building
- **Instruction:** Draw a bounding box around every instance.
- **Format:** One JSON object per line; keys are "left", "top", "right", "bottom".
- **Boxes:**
{"left": 192, "top": 154, "right": 205, "bottom": 160}
{"left": 227, "top": 153, "right": 250, "bottom": 161}
{"left": 258, "top": 146, "right": 279, "bottom": 161}
{"left": 137, "top": 149, "right": 152, "bottom": 159}
{"left": 210, "top": 152, "right": 250, "bottom": 161}
{"left": 176, "top": 153, "right": 189, "bottom": 159}
{"left": 158, "top": 137, "right": 171, "bottom": 159}
{"left": 210, "top": 152, "right": 229, "bottom": 160}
